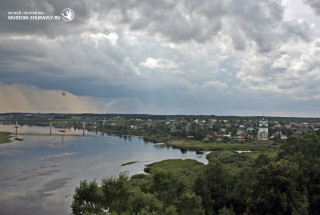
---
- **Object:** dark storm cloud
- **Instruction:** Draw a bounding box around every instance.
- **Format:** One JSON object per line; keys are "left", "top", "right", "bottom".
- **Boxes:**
{"left": 1, "top": 0, "right": 320, "bottom": 115}
{"left": 304, "top": 0, "right": 320, "bottom": 15}
{"left": 227, "top": 0, "right": 283, "bottom": 52}
{"left": 96, "top": 0, "right": 222, "bottom": 43}
{"left": 97, "top": 0, "right": 311, "bottom": 53}
{"left": 0, "top": 0, "right": 311, "bottom": 51}
{"left": 281, "top": 19, "right": 311, "bottom": 41}
{"left": 0, "top": 34, "right": 145, "bottom": 98}
{"left": 224, "top": 0, "right": 311, "bottom": 52}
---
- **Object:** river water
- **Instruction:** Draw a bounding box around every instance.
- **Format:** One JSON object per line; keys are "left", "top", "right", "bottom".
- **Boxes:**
{"left": 0, "top": 123, "right": 207, "bottom": 215}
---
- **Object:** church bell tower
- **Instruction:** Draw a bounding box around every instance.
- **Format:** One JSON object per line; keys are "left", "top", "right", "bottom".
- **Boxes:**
{"left": 258, "top": 117, "right": 268, "bottom": 141}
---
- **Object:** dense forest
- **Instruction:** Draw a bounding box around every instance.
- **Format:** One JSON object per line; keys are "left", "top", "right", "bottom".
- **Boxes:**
{"left": 72, "top": 133, "right": 320, "bottom": 215}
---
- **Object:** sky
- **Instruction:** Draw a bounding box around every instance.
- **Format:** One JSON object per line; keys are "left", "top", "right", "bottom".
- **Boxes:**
{"left": 0, "top": 0, "right": 320, "bottom": 116}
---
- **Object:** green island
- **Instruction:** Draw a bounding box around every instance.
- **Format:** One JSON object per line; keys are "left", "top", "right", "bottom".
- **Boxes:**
{"left": 0, "top": 131, "right": 11, "bottom": 144}
{"left": 121, "top": 161, "right": 138, "bottom": 166}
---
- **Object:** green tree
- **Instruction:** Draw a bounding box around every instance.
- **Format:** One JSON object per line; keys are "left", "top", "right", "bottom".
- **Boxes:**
{"left": 71, "top": 179, "right": 105, "bottom": 215}
{"left": 253, "top": 153, "right": 271, "bottom": 168}
{"left": 127, "top": 188, "right": 162, "bottom": 215}
{"left": 101, "top": 173, "right": 131, "bottom": 214}
{"left": 277, "top": 133, "right": 320, "bottom": 214}
{"left": 150, "top": 170, "right": 186, "bottom": 213}
{"left": 245, "top": 160, "right": 308, "bottom": 215}
{"left": 195, "top": 162, "right": 232, "bottom": 215}
{"left": 175, "top": 192, "right": 204, "bottom": 215}
{"left": 307, "top": 158, "right": 320, "bottom": 215}
{"left": 278, "top": 133, "right": 320, "bottom": 160}
{"left": 232, "top": 168, "right": 255, "bottom": 215}
{"left": 218, "top": 207, "right": 235, "bottom": 215}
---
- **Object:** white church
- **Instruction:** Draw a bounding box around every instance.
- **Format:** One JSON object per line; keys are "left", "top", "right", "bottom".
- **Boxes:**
{"left": 258, "top": 117, "right": 269, "bottom": 141}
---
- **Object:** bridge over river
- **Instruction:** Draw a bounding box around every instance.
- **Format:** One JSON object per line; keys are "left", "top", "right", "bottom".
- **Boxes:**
{"left": 2, "top": 121, "right": 89, "bottom": 136}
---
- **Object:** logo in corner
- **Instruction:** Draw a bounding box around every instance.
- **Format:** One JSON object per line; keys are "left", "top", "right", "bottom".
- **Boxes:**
{"left": 61, "top": 8, "right": 74, "bottom": 21}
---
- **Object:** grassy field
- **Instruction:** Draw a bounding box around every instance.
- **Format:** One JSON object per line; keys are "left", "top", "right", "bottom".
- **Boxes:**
{"left": 163, "top": 140, "right": 279, "bottom": 176}
{"left": 0, "top": 131, "right": 11, "bottom": 144}
{"left": 206, "top": 150, "right": 277, "bottom": 175}
{"left": 167, "top": 139, "right": 278, "bottom": 152}
{"left": 144, "top": 159, "right": 205, "bottom": 189}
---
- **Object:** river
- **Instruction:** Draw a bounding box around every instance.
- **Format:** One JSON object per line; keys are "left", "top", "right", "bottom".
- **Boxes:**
{"left": 0, "top": 123, "right": 208, "bottom": 215}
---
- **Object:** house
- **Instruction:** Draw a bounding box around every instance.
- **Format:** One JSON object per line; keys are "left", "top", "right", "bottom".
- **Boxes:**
{"left": 216, "top": 131, "right": 225, "bottom": 136}
{"left": 223, "top": 134, "right": 231, "bottom": 138}
{"left": 270, "top": 132, "right": 287, "bottom": 140}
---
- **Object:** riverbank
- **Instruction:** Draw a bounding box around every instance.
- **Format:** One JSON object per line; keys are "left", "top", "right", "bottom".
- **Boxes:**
{"left": 80, "top": 123, "right": 279, "bottom": 154}
{"left": 96, "top": 130, "right": 278, "bottom": 154}
{"left": 1, "top": 120, "right": 279, "bottom": 154}
{"left": 166, "top": 139, "right": 278, "bottom": 152}
{"left": 1, "top": 119, "right": 280, "bottom": 154}
{"left": 87, "top": 127, "right": 279, "bottom": 155}
{"left": 0, "top": 131, "right": 11, "bottom": 144}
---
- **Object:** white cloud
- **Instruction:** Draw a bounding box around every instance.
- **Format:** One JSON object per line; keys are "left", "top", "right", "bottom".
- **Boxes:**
{"left": 140, "top": 57, "right": 161, "bottom": 69}
{"left": 140, "top": 57, "right": 178, "bottom": 70}
{"left": 272, "top": 54, "right": 291, "bottom": 69}
{"left": 105, "top": 32, "right": 119, "bottom": 46}
{"left": 84, "top": 32, "right": 118, "bottom": 46}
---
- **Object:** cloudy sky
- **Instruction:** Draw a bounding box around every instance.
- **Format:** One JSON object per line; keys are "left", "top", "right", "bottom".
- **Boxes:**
{"left": 0, "top": 0, "right": 320, "bottom": 116}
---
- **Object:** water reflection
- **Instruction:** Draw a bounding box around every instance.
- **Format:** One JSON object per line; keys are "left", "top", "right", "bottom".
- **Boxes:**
{"left": 0, "top": 123, "right": 208, "bottom": 215}
{"left": 0, "top": 122, "right": 88, "bottom": 136}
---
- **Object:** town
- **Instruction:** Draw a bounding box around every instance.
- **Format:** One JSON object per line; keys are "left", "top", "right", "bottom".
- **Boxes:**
{"left": 1, "top": 113, "right": 319, "bottom": 143}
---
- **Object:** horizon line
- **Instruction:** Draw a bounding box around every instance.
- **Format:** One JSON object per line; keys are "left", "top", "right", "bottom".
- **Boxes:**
{"left": 1, "top": 112, "right": 320, "bottom": 119}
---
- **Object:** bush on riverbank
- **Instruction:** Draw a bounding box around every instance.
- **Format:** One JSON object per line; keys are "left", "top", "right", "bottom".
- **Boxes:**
{"left": 72, "top": 170, "right": 204, "bottom": 215}
{"left": 0, "top": 131, "right": 11, "bottom": 144}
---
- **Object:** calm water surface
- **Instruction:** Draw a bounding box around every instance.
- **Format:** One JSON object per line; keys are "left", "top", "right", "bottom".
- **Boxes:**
{"left": 0, "top": 123, "right": 208, "bottom": 215}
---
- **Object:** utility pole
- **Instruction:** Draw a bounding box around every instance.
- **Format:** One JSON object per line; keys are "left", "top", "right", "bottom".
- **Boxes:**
{"left": 50, "top": 121, "right": 52, "bottom": 135}
{"left": 14, "top": 121, "right": 19, "bottom": 135}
